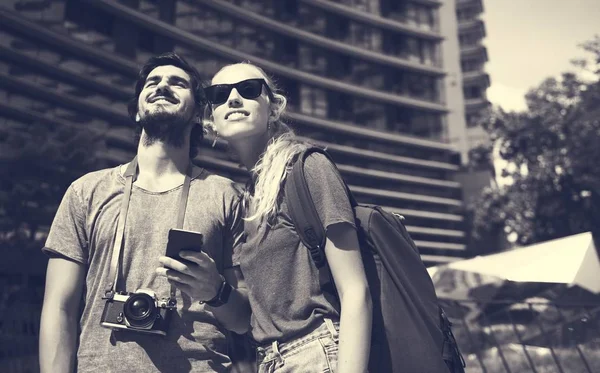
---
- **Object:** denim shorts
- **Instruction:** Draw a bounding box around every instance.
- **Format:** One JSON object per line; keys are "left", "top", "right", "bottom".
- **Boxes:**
{"left": 255, "top": 318, "right": 340, "bottom": 373}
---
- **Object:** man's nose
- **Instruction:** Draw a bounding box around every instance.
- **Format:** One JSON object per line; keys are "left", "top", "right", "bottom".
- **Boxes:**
{"left": 227, "top": 88, "right": 243, "bottom": 107}
{"left": 155, "top": 79, "right": 171, "bottom": 93}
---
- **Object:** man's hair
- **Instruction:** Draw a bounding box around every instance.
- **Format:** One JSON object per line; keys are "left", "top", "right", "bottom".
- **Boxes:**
{"left": 128, "top": 52, "right": 206, "bottom": 158}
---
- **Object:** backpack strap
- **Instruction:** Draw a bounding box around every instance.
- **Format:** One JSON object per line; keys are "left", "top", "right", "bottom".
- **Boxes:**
{"left": 286, "top": 147, "right": 326, "bottom": 266}
{"left": 440, "top": 306, "right": 466, "bottom": 372}
{"left": 285, "top": 147, "right": 349, "bottom": 310}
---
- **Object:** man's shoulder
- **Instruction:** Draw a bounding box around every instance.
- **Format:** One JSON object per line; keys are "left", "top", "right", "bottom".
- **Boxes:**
{"left": 70, "top": 166, "right": 120, "bottom": 197}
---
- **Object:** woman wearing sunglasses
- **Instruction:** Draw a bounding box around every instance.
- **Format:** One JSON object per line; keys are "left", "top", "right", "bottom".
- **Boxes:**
{"left": 203, "top": 62, "right": 372, "bottom": 373}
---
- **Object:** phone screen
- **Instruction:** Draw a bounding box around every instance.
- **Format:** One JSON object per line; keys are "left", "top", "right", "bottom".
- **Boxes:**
{"left": 165, "top": 228, "right": 203, "bottom": 263}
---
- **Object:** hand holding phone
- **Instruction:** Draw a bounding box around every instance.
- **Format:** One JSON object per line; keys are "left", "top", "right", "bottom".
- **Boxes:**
{"left": 158, "top": 229, "right": 223, "bottom": 302}
{"left": 165, "top": 228, "right": 203, "bottom": 265}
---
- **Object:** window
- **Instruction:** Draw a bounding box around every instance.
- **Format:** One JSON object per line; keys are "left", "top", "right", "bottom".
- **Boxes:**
{"left": 461, "top": 59, "right": 483, "bottom": 72}
{"left": 466, "top": 113, "right": 480, "bottom": 128}
{"left": 464, "top": 86, "right": 482, "bottom": 99}
{"left": 300, "top": 84, "right": 328, "bottom": 117}
{"left": 422, "top": 41, "right": 436, "bottom": 66}
{"left": 459, "top": 32, "right": 480, "bottom": 47}
{"left": 407, "top": 38, "right": 420, "bottom": 63}
{"left": 298, "top": 5, "right": 326, "bottom": 34}
{"left": 416, "top": 6, "right": 433, "bottom": 30}
{"left": 406, "top": 4, "right": 417, "bottom": 27}
{"left": 298, "top": 46, "right": 326, "bottom": 73}
{"left": 411, "top": 112, "right": 443, "bottom": 139}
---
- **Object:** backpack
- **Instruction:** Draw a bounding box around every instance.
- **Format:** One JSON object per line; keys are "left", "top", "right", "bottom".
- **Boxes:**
{"left": 284, "top": 147, "right": 465, "bottom": 373}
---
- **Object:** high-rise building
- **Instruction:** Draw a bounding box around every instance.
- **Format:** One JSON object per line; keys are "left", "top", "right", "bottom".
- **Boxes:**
{"left": 456, "top": 0, "right": 491, "bottom": 149}
{"left": 0, "top": 0, "right": 470, "bottom": 266}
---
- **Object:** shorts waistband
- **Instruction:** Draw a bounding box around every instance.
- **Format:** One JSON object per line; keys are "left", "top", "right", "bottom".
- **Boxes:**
{"left": 255, "top": 318, "right": 339, "bottom": 360}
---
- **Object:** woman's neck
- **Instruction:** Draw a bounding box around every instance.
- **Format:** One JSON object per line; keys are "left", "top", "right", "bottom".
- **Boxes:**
{"left": 228, "top": 133, "right": 270, "bottom": 171}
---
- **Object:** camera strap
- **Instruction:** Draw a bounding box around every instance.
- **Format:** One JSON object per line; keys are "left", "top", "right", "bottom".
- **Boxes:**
{"left": 105, "top": 156, "right": 193, "bottom": 302}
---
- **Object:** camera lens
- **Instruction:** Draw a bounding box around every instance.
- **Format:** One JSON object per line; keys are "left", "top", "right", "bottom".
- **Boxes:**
{"left": 130, "top": 298, "right": 150, "bottom": 318}
{"left": 124, "top": 293, "right": 157, "bottom": 328}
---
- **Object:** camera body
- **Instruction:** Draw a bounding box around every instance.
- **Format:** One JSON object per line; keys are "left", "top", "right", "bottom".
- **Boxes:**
{"left": 100, "top": 288, "right": 175, "bottom": 336}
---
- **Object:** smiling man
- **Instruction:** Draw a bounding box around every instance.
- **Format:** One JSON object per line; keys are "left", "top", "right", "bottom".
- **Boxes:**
{"left": 39, "top": 53, "right": 251, "bottom": 373}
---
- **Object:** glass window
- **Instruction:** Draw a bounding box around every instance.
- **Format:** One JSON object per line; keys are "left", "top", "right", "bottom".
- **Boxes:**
{"left": 298, "top": 4, "right": 326, "bottom": 34}
{"left": 390, "top": 71, "right": 406, "bottom": 95}
{"left": 464, "top": 86, "right": 482, "bottom": 99}
{"left": 407, "top": 38, "right": 420, "bottom": 63}
{"left": 298, "top": 46, "right": 326, "bottom": 73}
{"left": 353, "top": 100, "right": 385, "bottom": 129}
{"left": 405, "top": 4, "right": 417, "bottom": 27}
{"left": 300, "top": 84, "right": 328, "bottom": 117}
{"left": 422, "top": 41, "right": 435, "bottom": 66}
{"left": 417, "top": 6, "right": 432, "bottom": 30}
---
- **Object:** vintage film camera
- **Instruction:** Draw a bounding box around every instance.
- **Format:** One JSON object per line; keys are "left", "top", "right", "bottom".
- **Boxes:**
{"left": 100, "top": 229, "right": 203, "bottom": 336}
{"left": 100, "top": 288, "right": 176, "bottom": 336}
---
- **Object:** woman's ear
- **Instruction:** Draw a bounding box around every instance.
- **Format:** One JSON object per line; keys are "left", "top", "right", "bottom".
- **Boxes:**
{"left": 135, "top": 113, "right": 140, "bottom": 122}
{"left": 202, "top": 105, "right": 216, "bottom": 134}
{"left": 270, "top": 93, "right": 286, "bottom": 121}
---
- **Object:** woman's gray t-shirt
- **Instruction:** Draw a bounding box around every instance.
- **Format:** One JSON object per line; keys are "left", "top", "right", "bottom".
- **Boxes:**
{"left": 235, "top": 153, "right": 356, "bottom": 344}
{"left": 43, "top": 165, "right": 244, "bottom": 373}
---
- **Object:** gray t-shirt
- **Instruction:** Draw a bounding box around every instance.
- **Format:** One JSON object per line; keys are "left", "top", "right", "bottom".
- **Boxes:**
{"left": 235, "top": 153, "right": 356, "bottom": 344}
{"left": 43, "top": 165, "right": 244, "bottom": 373}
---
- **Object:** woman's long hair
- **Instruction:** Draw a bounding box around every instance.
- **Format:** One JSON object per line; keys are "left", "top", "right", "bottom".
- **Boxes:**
{"left": 246, "top": 123, "right": 311, "bottom": 226}
{"left": 204, "top": 63, "right": 312, "bottom": 226}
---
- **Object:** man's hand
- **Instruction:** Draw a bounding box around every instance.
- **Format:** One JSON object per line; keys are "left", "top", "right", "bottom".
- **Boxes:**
{"left": 155, "top": 250, "right": 222, "bottom": 302}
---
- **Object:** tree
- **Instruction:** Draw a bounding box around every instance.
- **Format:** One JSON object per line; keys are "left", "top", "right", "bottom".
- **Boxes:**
{"left": 469, "top": 36, "right": 600, "bottom": 248}
{"left": 0, "top": 118, "right": 105, "bottom": 253}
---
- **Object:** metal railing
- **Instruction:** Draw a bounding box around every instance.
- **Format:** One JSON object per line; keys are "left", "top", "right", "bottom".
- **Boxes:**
{"left": 2, "top": 282, "right": 599, "bottom": 373}
{"left": 441, "top": 299, "right": 600, "bottom": 373}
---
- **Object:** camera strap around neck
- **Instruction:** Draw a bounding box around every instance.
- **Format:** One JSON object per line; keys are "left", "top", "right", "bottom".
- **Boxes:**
{"left": 105, "top": 156, "right": 193, "bottom": 301}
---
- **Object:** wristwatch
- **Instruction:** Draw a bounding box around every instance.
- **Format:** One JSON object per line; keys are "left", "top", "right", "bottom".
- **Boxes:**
{"left": 201, "top": 275, "right": 233, "bottom": 308}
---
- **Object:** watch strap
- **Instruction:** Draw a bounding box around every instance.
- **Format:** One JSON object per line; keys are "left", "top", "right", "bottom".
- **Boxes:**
{"left": 202, "top": 275, "right": 233, "bottom": 307}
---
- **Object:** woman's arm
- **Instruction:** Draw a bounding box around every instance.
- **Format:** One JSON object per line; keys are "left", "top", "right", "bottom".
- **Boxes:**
{"left": 325, "top": 222, "right": 372, "bottom": 373}
{"left": 156, "top": 254, "right": 251, "bottom": 334}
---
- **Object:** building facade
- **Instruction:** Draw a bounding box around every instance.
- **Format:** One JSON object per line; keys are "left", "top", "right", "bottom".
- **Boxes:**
{"left": 456, "top": 0, "right": 491, "bottom": 149}
{"left": 0, "top": 0, "right": 469, "bottom": 266}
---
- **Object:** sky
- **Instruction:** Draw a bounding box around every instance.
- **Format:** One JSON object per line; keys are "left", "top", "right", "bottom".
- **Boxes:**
{"left": 481, "top": 0, "right": 600, "bottom": 112}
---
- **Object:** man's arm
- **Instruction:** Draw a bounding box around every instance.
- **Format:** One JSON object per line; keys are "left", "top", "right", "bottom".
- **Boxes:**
{"left": 39, "top": 256, "right": 85, "bottom": 373}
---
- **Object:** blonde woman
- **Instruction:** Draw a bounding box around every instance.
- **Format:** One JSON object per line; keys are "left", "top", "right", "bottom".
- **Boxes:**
{"left": 203, "top": 63, "right": 372, "bottom": 373}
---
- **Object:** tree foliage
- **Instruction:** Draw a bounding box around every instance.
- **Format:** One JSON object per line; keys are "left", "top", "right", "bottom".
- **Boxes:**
{"left": 470, "top": 36, "right": 600, "bottom": 248}
{"left": 0, "top": 119, "right": 105, "bottom": 251}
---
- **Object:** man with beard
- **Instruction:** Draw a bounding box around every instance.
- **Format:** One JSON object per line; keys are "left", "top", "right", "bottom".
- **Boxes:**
{"left": 39, "top": 53, "right": 251, "bottom": 373}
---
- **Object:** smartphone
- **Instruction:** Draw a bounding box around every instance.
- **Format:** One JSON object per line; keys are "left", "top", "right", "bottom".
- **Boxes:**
{"left": 165, "top": 228, "right": 203, "bottom": 264}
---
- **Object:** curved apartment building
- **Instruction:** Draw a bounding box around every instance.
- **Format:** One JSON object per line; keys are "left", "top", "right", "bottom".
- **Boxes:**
{"left": 0, "top": 0, "right": 470, "bottom": 265}
{"left": 456, "top": 0, "right": 491, "bottom": 147}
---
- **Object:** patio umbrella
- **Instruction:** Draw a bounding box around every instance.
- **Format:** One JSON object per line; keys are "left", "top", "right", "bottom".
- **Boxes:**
{"left": 428, "top": 232, "right": 600, "bottom": 294}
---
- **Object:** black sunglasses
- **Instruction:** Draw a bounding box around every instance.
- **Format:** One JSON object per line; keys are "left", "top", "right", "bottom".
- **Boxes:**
{"left": 204, "top": 78, "right": 274, "bottom": 105}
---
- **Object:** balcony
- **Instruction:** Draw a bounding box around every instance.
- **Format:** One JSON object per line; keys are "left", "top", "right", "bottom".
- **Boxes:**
{"left": 411, "top": 0, "right": 443, "bottom": 7}
{"left": 465, "top": 97, "right": 491, "bottom": 111}
{"left": 460, "top": 44, "right": 488, "bottom": 61}
{"left": 192, "top": 0, "right": 444, "bottom": 76}
{"left": 299, "top": 0, "right": 444, "bottom": 41}
{"left": 456, "top": 0, "right": 484, "bottom": 14}
{"left": 458, "top": 19, "right": 486, "bottom": 39}
{"left": 462, "top": 70, "right": 491, "bottom": 87}
{"left": 80, "top": 0, "right": 448, "bottom": 113}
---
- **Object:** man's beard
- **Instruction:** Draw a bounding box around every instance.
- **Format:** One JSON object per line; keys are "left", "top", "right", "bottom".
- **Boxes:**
{"left": 138, "top": 111, "right": 192, "bottom": 148}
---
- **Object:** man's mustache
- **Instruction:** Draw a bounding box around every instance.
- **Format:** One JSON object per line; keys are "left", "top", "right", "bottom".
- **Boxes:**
{"left": 148, "top": 92, "right": 178, "bottom": 103}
